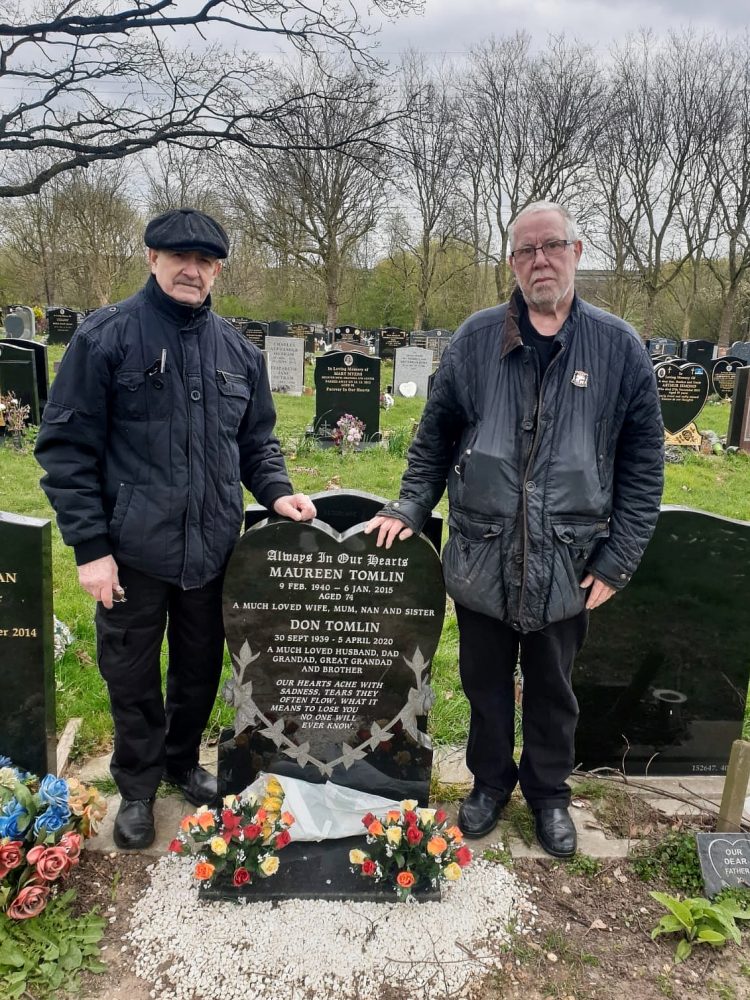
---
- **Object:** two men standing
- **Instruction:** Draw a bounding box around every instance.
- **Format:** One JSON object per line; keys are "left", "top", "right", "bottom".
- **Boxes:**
{"left": 367, "top": 201, "right": 664, "bottom": 857}
{"left": 36, "top": 209, "right": 315, "bottom": 850}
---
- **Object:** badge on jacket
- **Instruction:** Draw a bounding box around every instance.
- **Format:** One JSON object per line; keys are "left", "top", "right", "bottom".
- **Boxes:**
{"left": 571, "top": 370, "right": 589, "bottom": 388}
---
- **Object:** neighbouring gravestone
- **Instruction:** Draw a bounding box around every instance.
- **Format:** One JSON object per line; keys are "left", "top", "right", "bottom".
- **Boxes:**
{"left": 268, "top": 320, "right": 290, "bottom": 338}
{"left": 424, "top": 330, "right": 452, "bottom": 364}
{"left": 727, "top": 366, "right": 750, "bottom": 453}
{"left": 696, "top": 833, "right": 750, "bottom": 897}
{"left": 212, "top": 491, "right": 445, "bottom": 901}
{"left": 410, "top": 331, "right": 427, "bottom": 349}
{"left": 573, "top": 507, "right": 750, "bottom": 776}
{"left": 313, "top": 350, "right": 380, "bottom": 442}
{"left": 729, "top": 342, "right": 750, "bottom": 363}
{"left": 265, "top": 337, "right": 305, "bottom": 395}
{"left": 654, "top": 359, "right": 709, "bottom": 445}
{"left": 711, "top": 357, "right": 746, "bottom": 399}
{"left": 224, "top": 316, "right": 250, "bottom": 333}
{"left": 46, "top": 307, "right": 78, "bottom": 345}
{"left": 393, "top": 346, "right": 433, "bottom": 399}
{"left": 377, "top": 327, "right": 408, "bottom": 360}
{"left": 334, "top": 325, "right": 361, "bottom": 345}
{"left": 648, "top": 338, "right": 679, "bottom": 357}
{"left": 242, "top": 321, "right": 268, "bottom": 350}
{"left": 4, "top": 313, "right": 26, "bottom": 339}
{"left": 681, "top": 339, "right": 716, "bottom": 365}
{"left": 3, "top": 339, "right": 48, "bottom": 412}
{"left": 0, "top": 342, "right": 40, "bottom": 424}
{"left": 0, "top": 513, "right": 56, "bottom": 777}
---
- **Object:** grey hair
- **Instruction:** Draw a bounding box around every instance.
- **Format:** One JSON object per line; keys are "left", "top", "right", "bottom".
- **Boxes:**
{"left": 508, "top": 201, "right": 578, "bottom": 251}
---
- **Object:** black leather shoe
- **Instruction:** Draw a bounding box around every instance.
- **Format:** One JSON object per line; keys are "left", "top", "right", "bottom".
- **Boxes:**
{"left": 113, "top": 798, "right": 155, "bottom": 850}
{"left": 458, "top": 786, "right": 508, "bottom": 838}
{"left": 534, "top": 807, "right": 577, "bottom": 858}
{"left": 163, "top": 764, "right": 219, "bottom": 808}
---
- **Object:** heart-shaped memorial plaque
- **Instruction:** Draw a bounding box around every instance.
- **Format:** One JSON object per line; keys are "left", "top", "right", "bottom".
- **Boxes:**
{"left": 711, "top": 357, "right": 746, "bottom": 399}
{"left": 654, "top": 360, "right": 710, "bottom": 433}
{"left": 696, "top": 834, "right": 750, "bottom": 897}
{"left": 221, "top": 517, "right": 445, "bottom": 797}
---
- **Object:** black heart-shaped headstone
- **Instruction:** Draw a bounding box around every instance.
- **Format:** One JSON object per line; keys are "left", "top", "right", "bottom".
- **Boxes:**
{"left": 654, "top": 360, "right": 710, "bottom": 433}
{"left": 711, "top": 357, "right": 746, "bottom": 399}
{"left": 222, "top": 518, "right": 445, "bottom": 785}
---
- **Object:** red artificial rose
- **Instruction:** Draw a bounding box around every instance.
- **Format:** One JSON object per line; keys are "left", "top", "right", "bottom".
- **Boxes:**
{"left": 455, "top": 845, "right": 472, "bottom": 867}
{"left": 406, "top": 825, "right": 423, "bottom": 845}
{"left": 221, "top": 808, "right": 237, "bottom": 827}
{"left": 275, "top": 830, "right": 291, "bottom": 849}
{"left": 7, "top": 884, "right": 50, "bottom": 920}
{"left": 0, "top": 840, "right": 24, "bottom": 878}
{"left": 168, "top": 838, "right": 185, "bottom": 854}
{"left": 434, "top": 809, "right": 447, "bottom": 824}
{"left": 243, "top": 823, "right": 262, "bottom": 840}
{"left": 35, "top": 846, "right": 71, "bottom": 882}
{"left": 232, "top": 867, "right": 251, "bottom": 886}
{"left": 361, "top": 859, "right": 377, "bottom": 876}
{"left": 25, "top": 845, "right": 45, "bottom": 866}
{"left": 59, "top": 832, "right": 83, "bottom": 862}
{"left": 362, "top": 812, "right": 376, "bottom": 829}
{"left": 404, "top": 811, "right": 418, "bottom": 825}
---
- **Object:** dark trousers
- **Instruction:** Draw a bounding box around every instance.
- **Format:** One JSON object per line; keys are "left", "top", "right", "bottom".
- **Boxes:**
{"left": 95, "top": 564, "right": 226, "bottom": 799}
{"left": 455, "top": 603, "right": 588, "bottom": 809}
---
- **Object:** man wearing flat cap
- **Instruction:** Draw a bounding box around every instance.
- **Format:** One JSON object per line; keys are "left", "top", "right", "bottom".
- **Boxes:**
{"left": 36, "top": 208, "right": 316, "bottom": 850}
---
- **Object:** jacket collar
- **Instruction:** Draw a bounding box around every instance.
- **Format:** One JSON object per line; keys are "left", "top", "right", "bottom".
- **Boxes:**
{"left": 143, "top": 275, "right": 212, "bottom": 328}
{"left": 500, "top": 286, "right": 580, "bottom": 359}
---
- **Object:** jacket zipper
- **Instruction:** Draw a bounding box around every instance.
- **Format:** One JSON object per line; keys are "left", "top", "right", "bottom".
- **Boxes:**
{"left": 181, "top": 338, "right": 192, "bottom": 588}
{"left": 518, "top": 343, "right": 565, "bottom": 629}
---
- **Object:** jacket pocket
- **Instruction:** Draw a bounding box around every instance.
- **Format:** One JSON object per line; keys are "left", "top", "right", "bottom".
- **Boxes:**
{"left": 108, "top": 482, "right": 134, "bottom": 545}
{"left": 217, "top": 371, "right": 251, "bottom": 432}
{"left": 442, "top": 513, "right": 506, "bottom": 620}
{"left": 41, "top": 401, "right": 74, "bottom": 425}
{"left": 547, "top": 517, "right": 610, "bottom": 622}
{"left": 114, "top": 370, "right": 172, "bottom": 421}
{"left": 595, "top": 419, "right": 613, "bottom": 490}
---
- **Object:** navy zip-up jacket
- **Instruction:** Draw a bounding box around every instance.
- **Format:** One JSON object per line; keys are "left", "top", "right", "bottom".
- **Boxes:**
{"left": 381, "top": 289, "right": 665, "bottom": 631}
{"left": 35, "top": 277, "right": 293, "bottom": 589}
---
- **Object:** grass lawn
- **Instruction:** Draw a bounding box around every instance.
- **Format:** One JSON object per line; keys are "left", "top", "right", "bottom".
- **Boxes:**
{"left": 1, "top": 344, "right": 748, "bottom": 760}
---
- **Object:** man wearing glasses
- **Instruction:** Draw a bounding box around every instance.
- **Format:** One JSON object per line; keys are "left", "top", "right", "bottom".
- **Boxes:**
{"left": 366, "top": 201, "right": 663, "bottom": 858}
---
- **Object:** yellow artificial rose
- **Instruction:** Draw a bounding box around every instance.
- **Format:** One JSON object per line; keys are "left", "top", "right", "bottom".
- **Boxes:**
{"left": 265, "top": 777, "right": 284, "bottom": 796}
{"left": 261, "top": 822, "right": 274, "bottom": 840}
{"left": 222, "top": 795, "right": 238, "bottom": 808}
{"left": 262, "top": 796, "right": 283, "bottom": 814}
{"left": 386, "top": 826, "right": 402, "bottom": 846}
{"left": 418, "top": 808, "right": 436, "bottom": 825}
{"left": 443, "top": 862, "right": 462, "bottom": 881}
{"left": 260, "top": 855, "right": 280, "bottom": 876}
{"left": 349, "top": 849, "right": 366, "bottom": 865}
{"left": 210, "top": 837, "right": 228, "bottom": 856}
{"left": 400, "top": 799, "right": 418, "bottom": 811}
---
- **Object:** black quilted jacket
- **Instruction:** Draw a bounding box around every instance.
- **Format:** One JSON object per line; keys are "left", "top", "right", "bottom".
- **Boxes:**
{"left": 382, "top": 289, "right": 664, "bottom": 631}
{"left": 36, "top": 277, "right": 292, "bottom": 589}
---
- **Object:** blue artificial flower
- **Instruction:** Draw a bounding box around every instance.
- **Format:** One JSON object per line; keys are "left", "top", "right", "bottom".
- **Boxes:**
{"left": 0, "top": 755, "right": 13, "bottom": 768}
{"left": 38, "top": 774, "right": 69, "bottom": 811}
{"left": 33, "top": 804, "right": 71, "bottom": 835}
{"left": 0, "top": 798, "right": 32, "bottom": 838}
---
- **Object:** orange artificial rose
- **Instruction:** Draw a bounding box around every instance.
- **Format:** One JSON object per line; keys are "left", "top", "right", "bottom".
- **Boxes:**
{"left": 180, "top": 815, "right": 195, "bottom": 832}
{"left": 281, "top": 811, "right": 295, "bottom": 827}
{"left": 427, "top": 836, "right": 448, "bottom": 856}
{"left": 444, "top": 825, "right": 463, "bottom": 841}
{"left": 194, "top": 862, "right": 215, "bottom": 880}
{"left": 367, "top": 820, "right": 384, "bottom": 837}
{"left": 386, "top": 809, "right": 402, "bottom": 823}
{"left": 256, "top": 808, "right": 268, "bottom": 823}
{"left": 196, "top": 812, "right": 216, "bottom": 831}
{"left": 396, "top": 871, "right": 416, "bottom": 889}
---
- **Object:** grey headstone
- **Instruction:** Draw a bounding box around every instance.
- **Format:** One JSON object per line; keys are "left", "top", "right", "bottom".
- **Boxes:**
{"left": 697, "top": 833, "right": 750, "bottom": 897}
{"left": 393, "top": 346, "right": 433, "bottom": 399}
{"left": 265, "top": 337, "right": 305, "bottom": 395}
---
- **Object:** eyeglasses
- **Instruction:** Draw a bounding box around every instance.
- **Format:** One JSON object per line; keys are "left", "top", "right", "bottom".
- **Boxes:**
{"left": 510, "top": 240, "right": 574, "bottom": 262}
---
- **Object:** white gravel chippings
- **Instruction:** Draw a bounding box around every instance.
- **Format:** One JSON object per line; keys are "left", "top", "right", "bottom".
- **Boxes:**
{"left": 125, "top": 853, "right": 532, "bottom": 999}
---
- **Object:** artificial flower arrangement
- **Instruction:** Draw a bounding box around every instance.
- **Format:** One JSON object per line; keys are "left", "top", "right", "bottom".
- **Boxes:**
{"left": 331, "top": 412, "right": 366, "bottom": 453}
{"left": 350, "top": 799, "right": 472, "bottom": 900}
{"left": 170, "top": 775, "right": 295, "bottom": 888}
{"left": 0, "top": 754, "right": 107, "bottom": 920}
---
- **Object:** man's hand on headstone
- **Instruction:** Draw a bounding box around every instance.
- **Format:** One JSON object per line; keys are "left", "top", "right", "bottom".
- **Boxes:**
{"left": 580, "top": 573, "right": 616, "bottom": 610}
{"left": 78, "top": 555, "right": 121, "bottom": 609}
{"left": 364, "top": 515, "right": 414, "bottom": 549}
{"left": 272, "top": 494, "right": 317, "bottom": 522}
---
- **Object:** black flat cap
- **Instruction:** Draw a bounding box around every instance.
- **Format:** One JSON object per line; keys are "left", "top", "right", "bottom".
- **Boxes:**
{"left": 144, "top": 208, "right": 229, "bottom": 259}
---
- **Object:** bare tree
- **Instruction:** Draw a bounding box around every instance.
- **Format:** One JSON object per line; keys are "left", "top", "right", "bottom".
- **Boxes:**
{"left": 391, "top": 53, "right": 463, "bottom": 330}
{"left": 465, "top": 33, "right": 603, "bottom": 301}
{"left": 0, "top": 0, "right": 419, "bottom": 198}
{"left": 221, "top": 60, "right": 389, "bottom": 328}
{"left": 596, "top": 30, "right": 728, "bottom": 336}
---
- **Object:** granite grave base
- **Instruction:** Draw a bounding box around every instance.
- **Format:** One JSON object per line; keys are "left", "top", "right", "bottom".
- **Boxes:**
{"left": 198, "top": 832, "right": 440, "bottom": 903}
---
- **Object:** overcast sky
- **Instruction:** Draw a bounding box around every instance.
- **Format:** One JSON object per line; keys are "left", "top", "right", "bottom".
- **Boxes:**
{"left": 370, "top": 0, "right": 748, "bottom": 56}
